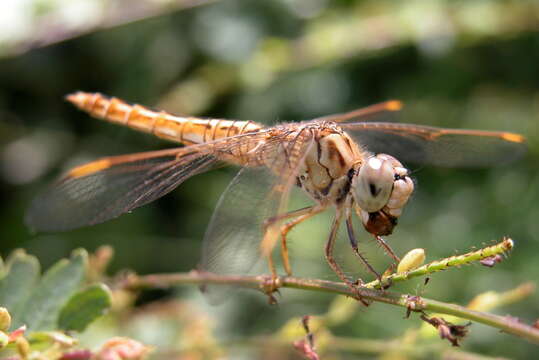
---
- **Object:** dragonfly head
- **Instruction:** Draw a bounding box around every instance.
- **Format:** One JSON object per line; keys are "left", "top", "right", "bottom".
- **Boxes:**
{"left": 352, "top": 154, "right": 414, "bottom": 236}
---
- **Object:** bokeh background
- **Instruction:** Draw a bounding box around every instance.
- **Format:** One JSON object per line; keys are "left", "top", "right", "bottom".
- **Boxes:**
{"left": 1, "top": 0, "right": 538, "bottom": 358}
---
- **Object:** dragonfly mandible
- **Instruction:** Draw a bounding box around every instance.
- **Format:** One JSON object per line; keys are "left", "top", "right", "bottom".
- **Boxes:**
{"left": 26, "top": 92, "right": 527, "bottom": 303}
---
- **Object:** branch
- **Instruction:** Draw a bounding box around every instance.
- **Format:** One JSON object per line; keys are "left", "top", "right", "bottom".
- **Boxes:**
{"left": 365, "top": 237, "right": 514, "bottom": 289}
{"left": 121, "top": 238, "right": 539, "bottom": 344}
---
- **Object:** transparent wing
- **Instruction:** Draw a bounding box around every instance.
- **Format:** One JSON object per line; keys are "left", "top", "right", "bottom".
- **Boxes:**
{"left": 340, "top": 122, "right": 527, "bottom": 167}
{"left": 26, "top": 126, "right": 298, "bottom": 233}
{"left": 25, "top": 147, "right": 220, "bottom": 232}
{"left": 200, "top": 128, "right": 316, "bottom": 304}
{"left": 200, "top": 167, "right": 280, "bottom": 304}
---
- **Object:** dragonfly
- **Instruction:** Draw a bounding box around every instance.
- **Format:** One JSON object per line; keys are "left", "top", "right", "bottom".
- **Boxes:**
{"left": 26, "top": 92, "right": 526, "bottom": 303}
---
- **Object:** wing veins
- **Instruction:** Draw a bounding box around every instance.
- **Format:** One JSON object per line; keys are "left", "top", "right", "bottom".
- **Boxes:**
{"left": 341, "top": 122, "right": 525, "bottom": 143}
{"left": 94, "top": 153, "right": 217, "bottom": 225}
{"left": 339, "top": 122, "right": 526, "bottom": 167}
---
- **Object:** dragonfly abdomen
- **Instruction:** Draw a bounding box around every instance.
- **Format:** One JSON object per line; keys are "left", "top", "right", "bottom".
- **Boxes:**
{"left": 65, "top": 92, "right": 262, "bottom": 145}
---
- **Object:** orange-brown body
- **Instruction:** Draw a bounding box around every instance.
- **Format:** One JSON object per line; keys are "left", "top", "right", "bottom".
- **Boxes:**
{"left": 27, "top": 91, "right": 525, "bottom": 302}
{"left": 66, "top": 92, "right": 371, "bottom": 208}
{"left": 67, "top": 92, "right": 262, "bottom": 147}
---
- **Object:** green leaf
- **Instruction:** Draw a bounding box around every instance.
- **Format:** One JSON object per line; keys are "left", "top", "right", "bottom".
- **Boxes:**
{"left": 28, "top": 331, "right": 78, "bottom": 347}
{"left": 20, "top": 249, "right": 88, "bottom": 331}
{"left": 0, "top": 255, "right": 5, "bottom": 278}
{"left": 0, "top": 250, "right": 40, "bottom": 329}
{"left": 58, "top": 283, "right": 112, "bottom": 332}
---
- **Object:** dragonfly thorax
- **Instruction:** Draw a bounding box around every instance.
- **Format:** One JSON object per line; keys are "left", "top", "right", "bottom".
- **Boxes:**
{"left": 295, "top": 130, "right": 363, "bottom": 204}
{"left": 294, "top": 126, "right": 414, "bottom": 237}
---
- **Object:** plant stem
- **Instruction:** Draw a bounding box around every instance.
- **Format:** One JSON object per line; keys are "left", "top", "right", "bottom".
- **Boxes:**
{"left": 365, "top": 237, "right": 514, "bottom": 289}
{"left": 121, "top": 237, "right": 539, "bottom": 344}
{"left": 123, "top": 271, "right": 539, "bottom": 344}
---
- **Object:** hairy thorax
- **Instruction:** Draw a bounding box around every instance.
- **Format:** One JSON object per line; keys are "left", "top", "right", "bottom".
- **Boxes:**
{"left": 229, "top": 120, "right": 414, "bottom": 236}
{"left": 295, "top": 125, "right": 367, "bottom": 206}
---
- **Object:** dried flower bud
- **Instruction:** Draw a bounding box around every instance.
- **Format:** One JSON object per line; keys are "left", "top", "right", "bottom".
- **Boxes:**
{"left": 0, "top": 308, "right": 11, "bottom": 331}
{"left": 479, "top": 255, "right": 503, "bottom": 267}
{"left": 420, "top": 315, "right": 470, "bottom": 347}
{"left": 397, "top": 248, "right": 426, "bottom": 273}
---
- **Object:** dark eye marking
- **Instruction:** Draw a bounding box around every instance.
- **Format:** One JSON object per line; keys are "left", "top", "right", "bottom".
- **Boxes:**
{"left": 369, "top": 183, "right": 380, "bottom": 197}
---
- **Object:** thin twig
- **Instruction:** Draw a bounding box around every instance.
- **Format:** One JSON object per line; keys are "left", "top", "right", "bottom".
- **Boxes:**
{"left": 121, "top": 238, "right": 539, "bottom": 344}
{"left": 365, "top": 237, "right": 514, "bottom": 289}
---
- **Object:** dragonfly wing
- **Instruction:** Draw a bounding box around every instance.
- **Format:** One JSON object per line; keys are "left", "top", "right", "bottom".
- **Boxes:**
{"left": 340, "top": 122, "right": 527, "bottom": 167}
{"left": 200, "top": 167, "right": 280, "bottom": 304}
{"left": 200, "top": 128, "right": 317, "bottom": 304}
{"left": 313, "top": 100, "right": 402, "bottom": 123}
{"left": 26, "top": 147, "right": 219, "bottom": 232}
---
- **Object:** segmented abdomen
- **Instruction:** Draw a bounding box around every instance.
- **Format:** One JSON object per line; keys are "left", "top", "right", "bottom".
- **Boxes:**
{"left": 66, "top": 92, "right": 263, "bottom": 146}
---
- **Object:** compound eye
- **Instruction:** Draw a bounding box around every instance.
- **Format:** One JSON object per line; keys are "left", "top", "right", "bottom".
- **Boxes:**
{"left": 353, "top": 156, "right": 394, "bottom": 212}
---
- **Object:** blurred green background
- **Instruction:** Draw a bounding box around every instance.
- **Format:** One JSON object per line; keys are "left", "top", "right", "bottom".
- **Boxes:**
{"left": 1, "top": 0, "right": 538, "bottom": 358}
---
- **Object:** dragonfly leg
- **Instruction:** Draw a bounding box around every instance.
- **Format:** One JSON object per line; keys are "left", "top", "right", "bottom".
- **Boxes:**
{"left": 325, "top": 210, "right": 369, "bottom": 305}
{"left": 375, "top": 235, "right": 401, "bottom": 263}
{"left": 263, "top": 256, "right": 280, "bottom": 305}
{"left": 262, "top": 205, "right": 315, "bottom": 274}
{"left": 345, "top": 215, "right": 382, "bottom": 284}
{"left": 325, "top": 211, "right": 348, "bottom": 284}
{"left": 263, "top": 206, "right": 314, "bottom": 230}
{"left": 279, "top": 206, "right": 325, "bottom": 276}
{"left": 261, "top": 206, "right": 315, "bottom": 303}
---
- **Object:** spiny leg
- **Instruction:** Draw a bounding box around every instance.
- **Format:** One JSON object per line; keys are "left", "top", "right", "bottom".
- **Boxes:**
{"left": 324, "top": 211, "right": 348, "bottom": 284}
{"left": 262, "top": 254, "right": 280, "bottom": 305}
{"left": 325, "top": 211, "right": 369, "bottom": 306}
{"left": 375, "top": 235, "right": 401, "bottom": 263}
{"left": 345, "top": 215, "right": 382, "bottom": 284}
{"left": 279, "top": 206, "right": 325, "bottom": 276}
{"left": 263, "top": 206, "right": 315, "bottom": 232}
{"left": 261, "top": 206, "right": 316, "bottom": 302}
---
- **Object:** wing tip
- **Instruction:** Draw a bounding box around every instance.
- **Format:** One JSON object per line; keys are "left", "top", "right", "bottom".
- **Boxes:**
{"left": 386, "top": 100, "right": 403, "bottom": 112}
{"left": 500, "top": 132, "right": 526, "bottom": 144}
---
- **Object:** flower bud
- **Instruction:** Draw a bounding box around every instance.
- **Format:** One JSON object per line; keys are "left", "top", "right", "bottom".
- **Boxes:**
{"left": 397, "top": 248, "right": 426, "bottom": 273}
{"left": 0, "top": 308, "right": 11, "bottom": 331}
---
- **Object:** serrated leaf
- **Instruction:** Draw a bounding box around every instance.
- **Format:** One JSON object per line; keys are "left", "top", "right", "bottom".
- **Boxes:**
{"left": 20, "top": 249, "right": 88, "bottom": 331}
{"left": 0, "top": 250, "right": 40, "bottom": 329}
{"left": 58, "top": 283, "right": 112, "bottom": 332}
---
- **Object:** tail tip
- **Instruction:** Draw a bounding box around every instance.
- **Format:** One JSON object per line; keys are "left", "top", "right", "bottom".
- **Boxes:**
{"left": 65, "top": 91, "right": 90, "bottom": 108}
